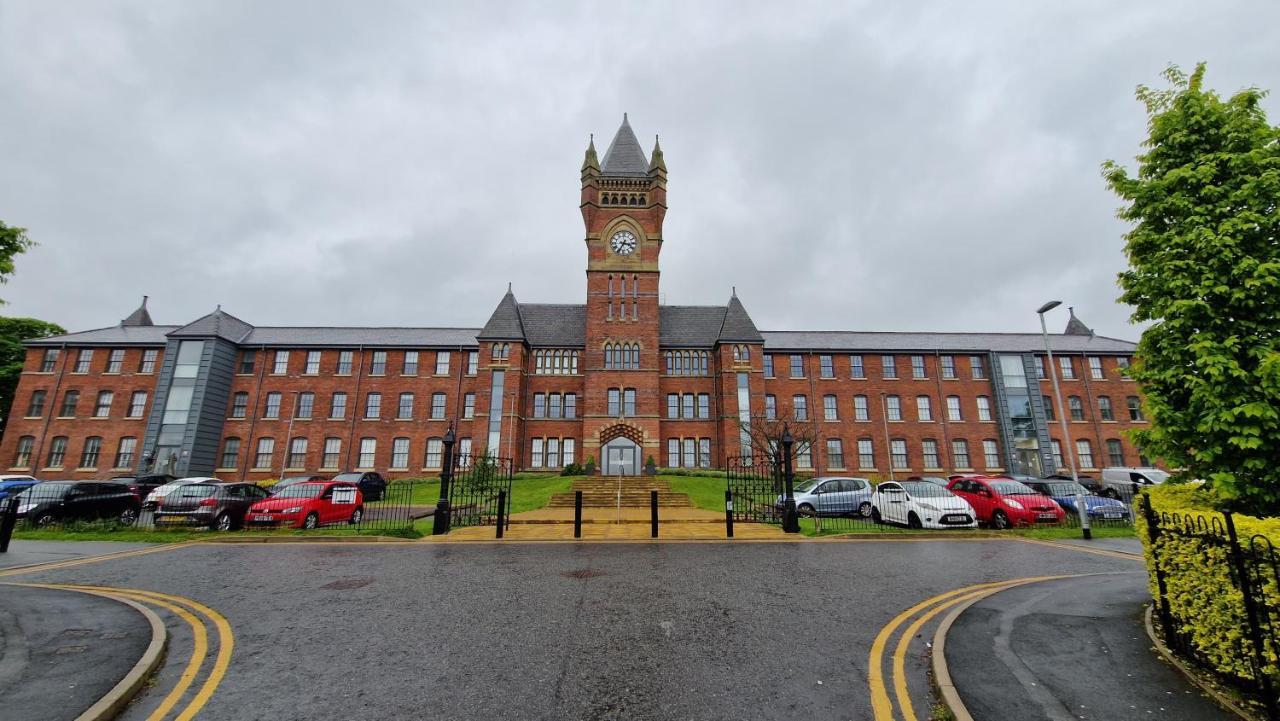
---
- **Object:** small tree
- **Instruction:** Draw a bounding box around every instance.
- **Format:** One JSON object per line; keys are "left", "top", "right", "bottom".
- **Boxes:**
{"left": 738, "top": 411, "right": 820, "bottom": 484}
{"left": 0, "top": 221, "right": 36, "bottom": 305}
{"left": 1104, "top": 63, "right": 1280, "bottom": 514}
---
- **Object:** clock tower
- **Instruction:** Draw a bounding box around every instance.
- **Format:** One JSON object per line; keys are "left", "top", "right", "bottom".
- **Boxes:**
{"left": 579, "top": 114, "right": 667, "bottom": 472}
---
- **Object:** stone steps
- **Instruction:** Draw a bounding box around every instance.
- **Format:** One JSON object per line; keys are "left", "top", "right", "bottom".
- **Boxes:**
{"left": 547, "top": 492, "right": 692, "bottom": 508}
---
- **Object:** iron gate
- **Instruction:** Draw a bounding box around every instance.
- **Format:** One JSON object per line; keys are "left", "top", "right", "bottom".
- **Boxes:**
{"left": 726, "top": 455, "right": 783, "bottom": 525}
{"left": 447, "top": 454, "right": 514, "bottom": 528}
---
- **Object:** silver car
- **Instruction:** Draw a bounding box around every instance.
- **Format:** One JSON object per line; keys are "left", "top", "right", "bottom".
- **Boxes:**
{"left": 779, "top": 476, "right": 874, "bottom": 517}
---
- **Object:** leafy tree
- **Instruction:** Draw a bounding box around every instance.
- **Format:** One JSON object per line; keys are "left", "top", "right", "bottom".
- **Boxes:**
{"left": 0, "top": 317, "right": 66, "bottom": 433}
{"left": 1104, "top": 63, "right": 1280, "bottom": 514}
{"left": 0, "top": 221, "right": 35, "bottom": 305}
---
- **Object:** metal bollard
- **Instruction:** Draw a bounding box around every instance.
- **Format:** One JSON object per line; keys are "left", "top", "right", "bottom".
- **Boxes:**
{"left": 650, "top": 490, "right": 658, "bottom": 538}
{"left": 0, "top": 496, "right": 19, "bottom": 553}
{"left": 574, "top": 490, "right": 583, "bottom": 539}
{"left": 496, "top": 490, "right": 506, "bottom": 539}
{"left": 725, "top": 490, "right": 734, "bottom": 538}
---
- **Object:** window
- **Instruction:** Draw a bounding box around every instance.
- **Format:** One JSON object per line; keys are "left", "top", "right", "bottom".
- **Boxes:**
{"left": 1059, "top": 356, "right": 1075, "bottom": 380}
{"left": 40, "top": 349, "right": 59, "bottom": 373}
{"left": 549, "top": 393, "right": 563, "bottom": 419}
{"left": 113, "top": 436, "right": 137, "bottom": 468}
{"left": 604, "top": 342, "right": 640, "bottom": 370}
{"left": 26, "top": 390, "right": 46, "bottom": 417}
{"left": 128, "top": 391, "right": 148, "bottom": 420}
{"left": 365, "top": 392, "right": 381, "bottom": 419}
{"left": 536, "top": 350, "right": 580, "bottom": 375}
{"left": 463, "top": 393, "right": 476, "bottom": 419}
{"left": 398, "top": 393, "right": 414, "bottom": 419}
{"left": 323, "top": 438, "right": 342, "bottom": 468}
{"left": 534, "top": 393, "right": 547, "bottom": 418}
{"left": 911, "top": 355, "right": 926, "bottom": 379}
{"left": 254, "top": 438, "right": 274, "bottom": 469}
{"left": 1117, "top": 356, "right": 1131, "bottom": 370}
{"left": 946, "top": 396, "right": 962, "bottom": 422}
{"left": 1051, "top": 440, "right": 1064, "bottom": 469}
{"left": 430, "top": 393, "right": 446, "bottom": 419}
{"left": 796, "top": 444, "right": 812, "bottom": 470}
{"left": 983, "top": 440, "right": 1000, "bottom": 468}
{"left": 890, "top": 439, "right": 908, "bottom": 469}
{"left": 531, "top": 438, "right": 544, "bottom": 467}
{"left": 916, "top": 395, "right": 932, "bottom": 421}
{"left": 823, "top": 395, "right": 839, "bottom": 421}
{"left": 229, "top": 392, "right": 248, "bottom": 418}
{"left": 547, "top": 438, "right": 561, "bottom": 468}
{"left": 264, "top": 392, "right": 282, "bottom": 419}
{"left": 468, "top": 351, "right": 478, "bottom": 375}
{"left": 74, "top": 349, "right": 93, "bottom": 373}
{"left": 238, "top": 350, "right": 254, "bottom": 375}
{"left": 952, "top": 439, "right": 970, "bottom": 468}
{"left": 391, "top": 438, "right": 410, "bottom": 469}
{"left": 1107, "top": 439, "right": 1125, "bottom": 466}
{"left": 1076, "top": 440, "right": 1095, "bottom": 468}
{"left": 79, "top": 437, "right": 102, "bottom": 467}
{"left": 424, "top": 438, "right": 442, "bottom": 469}
{"left": 976, "top": 396, "right": 992, "bottom": 422}
{"left": 789, "top": 354, "right": 804, "bottom": 378}
{"left": 820, "top": 355, "right": 834, "bottom": 378}
{"left": 337, "top": 351, "right": 354, "bottom": 375}
{"left": 1033, "top": 356, "right": 1046, "bottom": 379}
{"left": 1089, "top": 356, "right": 1104, "bottom": 379}
{"left": 565, "top": 394, "right": 577, "bottom": 419}
{"left": 140, "top": 349, "right": 159, "bottom": 374}
{"left": 698, "top": 438, "right": 710, "bottom": 468}
{"left": 623, "top": 389, "right": 636, "bottom": 416}
{"left": 793, "top": 395, "right": 808, "bottom": 421}
{"left": 490, "top": 343, "right": 510, "bottom": 361}
{"left": 106, "top": 349, "right": 124, "bottom": 373}
{"left": 886, "top": 395, "right": 901, "bottom": 421}
{"left": 764, "top": 395, "right": 776, "bottom": 420}
{"left": 667, "top": 439, "right": 679, "bottom": 467}
{"left": 733, "top": 345, "right": 750, "bottom": 364}
{"left": 663, "top": 351, "right": 709, "bottom": 376}
{"left": 59, "top": 390, "right": 79, "bottom": 417}
{"left": 1042, "top": 395, "right": 1055, "bottom": 422}
{"left": 370, "top": 351, "right": 387, "bottom": 375}
{"left": 435, "top": 351, "right": 451, "bottom": 375}
{"left": 1098, "top": 396, "right": 1114, "bottom": 421}
{"left": 358, "top": 439, "right": 376, "bottom": 468}
{"left": 297, "top": 392, "right": 315, "bottom": 419}
{"left": 697, "top": 394, "right": 710, "bottom": 419}
{"left": 403, "top": 351, "right": 419, "bottom": 375}
{"left": 46, "top": 437, "right": 68, "bottom": 467}
{"left": 826, "top": 439, "right": 844, "bottom": 468}
{"left": 1069, "top": 396, "right": 1084, "bottom": 421}
{"left": 922, "top": 439, "right": 940, "bottom": 469}
{"left": 970, "top": 355, "right": 986, "bottom": 379}
{"left": 458, "top": 438, "right": 472, "bottom": 462}
{"left": 682, "top": 394, "right": 694, "bottom": 419}
{"left": 1127, "top": 396, "right": 1144, "bottom": 421}
{"left": 288, "top": 438, "right": 307, "bottom": 468}
{"left": 858, "top": 439, "right": 875, "bottom": 468}
{"left": 763, "top": 355, "right": 774, "bottom": 377}
{"left": 608, "top": 389, "right": 621, "bottom": 417}
{"left": 941, "top": 356, "right": 956, "bottom": 379}
{"left": 854, "top": 395, "right": 869, "bottom": 421}
{"left": 330, "top": 392, "right": 347, "bottom": 419}
{"left": 564, "top": 438, "right": 577, "bottom": 466}
{"left": 94, "top": 391, "right": 113, "bottom": 417}
{"left": 273, "top": 350, "right": 289, "bottom": 375}
{"left": 851, "top": 355, "right": 865, "bottom": 379}
{"left": 305, "top": 351, "right": 321, "bottom": 375}
{"left": 882, "top": 355, "right": 897, "bottom": 379}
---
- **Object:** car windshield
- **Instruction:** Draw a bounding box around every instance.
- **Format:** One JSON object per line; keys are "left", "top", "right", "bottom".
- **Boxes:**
{"left": 277, "top": 477, "right": 311, "bottom": 485}
{"left": 900, "top": 481, "right": 952, "bottom": 497}
{"left": 1043, "top": 483, "right": 1089, "bottom": 496}
{"left": 17, "top": 483, "right": 72, "bottom": 500}
{"left": 331, "top": 473, "right": 362, "bottom": 483}
{"left": 989, "top": 480, "right": 1037, "bottom": 495}
{"left": 793, "top": 479, "right": 820, "bottom": 493}
{"left": 274, "top": 484, "right": 325, "bottom": 499}
{"left": 1141, "top": 469, "right": 1170, "bottom": 483}
{"left": 172, "top": 484, "right": 218, "bottom": 499}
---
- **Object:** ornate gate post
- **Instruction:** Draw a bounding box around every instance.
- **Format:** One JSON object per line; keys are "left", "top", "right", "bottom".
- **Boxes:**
{"left": 781, "top": 426, "right": 799, "bottom": 533}
{"left": 432, "top": 427, "right": 457, "bottom": 535}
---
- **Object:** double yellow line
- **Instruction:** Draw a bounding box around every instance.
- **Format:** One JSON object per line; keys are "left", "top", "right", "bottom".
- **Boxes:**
{"left": 867, "top": 575, "right": 1074, "bottom": 721}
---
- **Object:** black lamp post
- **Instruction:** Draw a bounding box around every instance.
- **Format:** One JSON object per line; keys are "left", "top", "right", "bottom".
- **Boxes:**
{"left": 781, "top": 425, "right": 799, "bottom": 533}
{"left": 432, "top": 426, "right": 457, "bottom": 535}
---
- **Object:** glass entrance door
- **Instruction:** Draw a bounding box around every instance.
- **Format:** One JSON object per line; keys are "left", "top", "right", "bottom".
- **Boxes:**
{"left": 602, "top": 438, "right": 641, "bottom": 475}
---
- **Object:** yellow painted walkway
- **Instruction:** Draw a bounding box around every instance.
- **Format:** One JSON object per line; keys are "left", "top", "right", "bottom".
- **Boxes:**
{"left": 443, "top": 506, "right": 787, "bottom": 540}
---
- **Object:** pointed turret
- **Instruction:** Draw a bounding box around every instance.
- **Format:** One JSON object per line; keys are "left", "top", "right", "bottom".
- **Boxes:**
{"left": 168, "top": 307, "right": 254, "bottom": 343}
{"left": 121, "top": 296, "right": 154, "bottom": 327}
{"left": 719, "top": 292, "right": 764, "bottom": 344}
{"left": 581, "top": 134, "right": 600, "bottom": 174}
{"left": 600, "top": 113, "right": 649, "bottom": 177}
{"left": 1064, "top": 306, "right": 1094, "bottom": 336}
{"left": 477, "top": 286, "right": 526, "bottom": 342}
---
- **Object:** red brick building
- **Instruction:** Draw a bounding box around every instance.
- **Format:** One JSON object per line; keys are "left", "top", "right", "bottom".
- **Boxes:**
{"left": 0, "top": 117, "right": 1147, "bottom": 481}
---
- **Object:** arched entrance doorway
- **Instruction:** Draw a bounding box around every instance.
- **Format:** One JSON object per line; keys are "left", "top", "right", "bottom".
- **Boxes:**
{"left": 599, "top": 423, "right": 644, "bottom": 476}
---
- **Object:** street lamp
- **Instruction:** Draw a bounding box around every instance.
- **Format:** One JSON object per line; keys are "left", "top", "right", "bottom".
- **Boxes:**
{"left": 781, "top": 425, "right": 799, "bottom": 533}
{"left": 1037, "top": 300, "right": 1091, "bottom": 541}
{"left": 432, "top": 426, "right": 457, "bottom": 535}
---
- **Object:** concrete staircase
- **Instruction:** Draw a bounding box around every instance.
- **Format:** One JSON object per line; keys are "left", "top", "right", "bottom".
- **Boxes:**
{"left": 548, "top": 476, "right": 692, "bottom": 508}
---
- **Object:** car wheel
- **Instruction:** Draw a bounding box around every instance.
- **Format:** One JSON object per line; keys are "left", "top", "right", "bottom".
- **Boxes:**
{"left": 858, "top": 501, "right": 873, "bottom": 518}
{"left": 871, "top": 507, "right": 882, "bottom": 524}
{"left": 214, "top": 513, "right": 233, "bottom": 532}
{"left": 349, "top": 507, "right": 363, "bottom": 525}
{"left": 303, "top": 512, "right": 319, "bottom": 530}
{"left": 797, "top": 503, "right": 816, "bottom": 517}
{"left": 34, "top": 512, "right": 57, "bottom": 527}
{"left": 118, "top": 507, "right": 139, "bottom": 526}
{"left": 907, "top": 512, "right": 923, "bottom": 529}
{"left": 992, "top": 510, "right": 1011, "bottom": 530}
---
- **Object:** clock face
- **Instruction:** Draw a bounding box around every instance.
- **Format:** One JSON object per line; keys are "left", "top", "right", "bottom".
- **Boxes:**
{"left": 610, "top": 230, "right": 637, "bottom": 256}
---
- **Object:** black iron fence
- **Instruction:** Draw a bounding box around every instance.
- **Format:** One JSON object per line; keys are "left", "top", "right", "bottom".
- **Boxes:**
{"left": 725, "top": 456, "right": 783, "bottom": 526}
{"left": 446, "top": 454, "right": 514, "bottom": 530}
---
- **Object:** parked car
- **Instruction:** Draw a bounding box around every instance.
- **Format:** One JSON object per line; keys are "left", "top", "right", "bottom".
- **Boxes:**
{"left": 1042, "top": 474, "right": 1103, "bottom": 495}
{"left": 144, "top": 477, "right": 224, "bottom": 511}
{"left": 871, "top": 481, "right": 977, "bottom": 529}
{"left": 244, "top": 481, "right": 364, "bottom": 529}
{"left": 780, "top": 477, "right": 874, "bottom": 517}
{"left": 0, "top": 475, "right": 39, "bottom": 502}
{"left": 906, "top": 476, "right": 952, "bottom": 487}
{"left": 330, "top": 471, "right": 387, "bottom": 502}
{"left": 110, "top": 473, "right": 177, "bottom": 497}
{"left": 1023, "top": 480, "right": 1131, "bottom": 522}
{"left": 14, "top": 481, "right": 141, "bottom": 527}
{"left": 153, "top": 481, "right": 273, "bottom": 530}
{"left": 267, "top": 475, "right": 328, "bottom": 496}
{"left": 946, "top": 476, "right": 1065, "bottom": 529}
{"left": 1100, "top": 467, "right": 1169, "bottom": 499}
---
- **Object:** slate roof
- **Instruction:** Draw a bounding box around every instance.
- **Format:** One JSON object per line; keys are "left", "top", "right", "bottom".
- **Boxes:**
{"left": 169, "top": 308, "right": 255, "bottom": 343}
{"left": 519, "top": 304, "right": 586, "bottom": 347}
{"left": 600, "top": 114, "right": 650, "bottom": 177}
{"left": 719, "top": 295, "right": 764, "bottom": 343}
{"left": 759, "top": 331, "right": 1137, "bottom": 354}
{"left": 477, "top": 289, "right": 525, "bottom": 341}
{"left": 242, "top": 327, "right": 482, "bottom": 347}
{"left": 121, "top": 297, "right": 154, "bottom": 327}
{"left": 1064, "top": 307, "right": 1093, "bottom": 336}
{"left": 25, "top": 325, "right": 181, "bottom": 347}
{"left": 658, "top": 306, "right": 728, "bottom": 347}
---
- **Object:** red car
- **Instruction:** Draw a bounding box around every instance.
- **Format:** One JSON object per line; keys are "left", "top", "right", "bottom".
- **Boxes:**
{"left": 946, "top": 476, "right": 1064, "bottom": 529}
{"left": 244, "top": 481, "right": 364, "bottom": 529}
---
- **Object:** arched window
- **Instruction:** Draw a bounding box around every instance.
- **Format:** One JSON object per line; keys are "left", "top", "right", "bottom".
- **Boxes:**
{"left": 632, "top": 274, "right": 639, "bottom": 320}
{"left": 630, "top": 344, "right": 640, "bottom": 369}
{"left": 501, "top": 343, "right": 510, "bottom": 360}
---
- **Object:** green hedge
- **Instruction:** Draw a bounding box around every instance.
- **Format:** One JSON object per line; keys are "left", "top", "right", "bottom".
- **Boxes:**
{"left": 1137, "top": 484, "right": 1280, "bottom": 685}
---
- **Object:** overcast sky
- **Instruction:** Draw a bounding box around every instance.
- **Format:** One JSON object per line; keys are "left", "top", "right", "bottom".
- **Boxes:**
{"left": 1, "top": 1, "right": 1276, "bottom": 341}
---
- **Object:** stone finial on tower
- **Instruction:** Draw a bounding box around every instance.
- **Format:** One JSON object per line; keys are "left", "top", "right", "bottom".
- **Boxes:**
{"left": 581, "top": 133, "right": 599, "bottom": 175}
{"left": 648, "top": 134, "right": 666, "bottom": 177}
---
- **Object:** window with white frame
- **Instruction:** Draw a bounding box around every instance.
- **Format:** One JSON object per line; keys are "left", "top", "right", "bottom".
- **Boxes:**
{"left": 682, "top": 438, "right": 695, "bottom": 468}
{"left": 886, "top": 395, "right": 901, "bottom": 421}
{"left": 330, "top": 392, "right": 347, "bottom": 419}
{"left": 254, "top": 438, "right": 275, "bottom": 469}
{"left": 288, "top": 438, "right": 307, "bottom": 468}
{"left": 858, "top": 439, "right": 875, "bottom": 468}
{"left": 273, "top": 350, "right": 289, "bottom": 375}
{"left": 922, "top": 439, "right": 940, "bottom": 469}
{"left": 531, "top": 438, "right": 545, "bottom": 467}
{"left": 682, "top": 394, "right": 695, "bottom": 419}
{"left": 1088, "top": 356, "right": 1103, "bottom": 379}
{"left": 1069, "top": 396, "right": 1084, "bottom": 421}
{"left": 364, "top": 392, "right": 381, "bottom": 419}
{"left": 1033, "top": 355, "right": 1046, "bottom": 379}
{"left": 398, "top": 393, "right": 414, "bottom": 419}
{"left": 424, "top": 438, "right": 443, "bottom": 469}
{"left": 795, "top": 444, "right": 812, "bottom": 469}
{"left": 563, "top": 439, "right": 576, "bottom": 465}
{"left": 305, "top": 351, "right": 321, "bottom": 375}
{"left": 463, "top": 393, "right": 475, "bottom": 419}
{"left": 820, "top": 355, "right": 834, "bottom": 378}
{"left": 1059, "top": 356, "right": 1075, "bottom": 379}
{"left": 882, "top": 355, "right": 897, "bottom": 379}
{"left": 916, "top": 395, "right": 932, "bottom": 421}
{"left": 697, "top": 438, "right": 710, "bottom": 467}
{"left": 431, "top": 393, "right": 446, "bottom": 419}
{"left": 976, "top": 395, "right": 992, "bottom": 422}
{"left": 337, "top": 351, "right": 353, "bottom": 375}
{"left": 140, "top": 349, "right": 159, "bottom": 374}
{"left": 79, "top": 437, "right": 102, "bottom": 467}
{"left": 1099, "top": 396, "right": 1114, "bottom": 421}
{"left": 107, "top": 349, "right": 124, "bottom": 373}
{"left": 468, "top": 350, "right": 478, "bottom": 375}
{"left": 793, "top": 395, "right": 808, "bottom": 421}
{"left": 952, "top": 439, "right": 970, "bottom": 468}
{"left": 40, "top": 349, "right": 59, "bottom": 373}
{"left": 94, "top": 391, "right": 113, "bottom": 418}
{"left": 946, "top": 396, "right": 962, "bottom": 421}
{"left": 667, "top": 439, "right": 679, "bottom": 467}
{"left": 435, "top": 351, "right": 451, "bottom": 375}
{"left": 230, "top": 392, "right": 248, "bottom": 418}
{"left": 697, "top": 394, "right": 709, "bottom": 419}
{"left": 1076, "top": 439, "right": 1095, "bottom": 468}
{"left": 370, "top": 351, "right": 387, "bottom": 375}
{"left": 911, "top": 355, "right": 926, "bottom": 379}
{"left": 1051, "top": 440, "right": 1063, "bottom": 469}
{"left": 323, "top": 438, "right": 342, "bottom": 468}
{"left": 890, "top": 439, "right": 908, "bottom": 469}
{"left": 220, "top": 438, "right": 240, "bottom": 469}
{"left": 763, "top": 354, "right": 774, "bottom": 377}
{"left": 115, "top": 437, "right": 137, "bottom": 468}
{"left": 789, "top": 354, "right": 804, "bottom": 378}
{"left": 764, "top": 394, "right": 776, "bottom": 420}
{"left": 941, "top": 355, "right": 956, "bottom": 379}
{"left": 854, "top": 395, "right": 869, "bottom": 421}
{"left": 827, "top": 439, "right": 844, "bottom": 468}
{"left": 823, "top": 395, "right": 838, "bottom": 421}
{"left": 74, "top": 349, "right": 93, "bottom": 373}
{"left": 970, "top": 355, "right": 986, "bottom": 379}
{"left": 850, "top": 355, "right": 865, "bottom": 378}
{"left": 358, "top": 438, "right": 376, "bottom": 468}
{"left": 1107, "top": 439, "right": 1124, "bottom": 466}
{"left": 264, "top": 392, "right": 281, "bottom": 419}
{"left": 297, "top": 392, "right": 314, "bottom": 419}
{"left": 983, "top": 440, "right": 1000, "bottom": 468}
{"left": 391, "top": 438, "right": 410, "bottom": 469}
{"left": 403, "top": 351, "right": 419, "bottom": 375}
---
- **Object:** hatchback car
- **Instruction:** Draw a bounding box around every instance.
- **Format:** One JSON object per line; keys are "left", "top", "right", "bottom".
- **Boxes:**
{"left": 144, "top": 477, "right": 223, "bottom": 510}
{"left": 871, "top": 481, "right": 977, "bottom": 529}
{"left": 14, "top": 481, "right": 142, "bottom": 527}
{"left": 330, "top": 471, "right": 387, "bottom": 502}
{"left": 781, "top": 477, "right": 874, "bottom": 517}
{"left": 153, "top": 482, "right": 273, "bottom": 530}
{"left": 245, "top": 481, "right": 364, "bottom": 529}
{"left": 946, "top": 476, "right": 1065, "bottom": 529}
{"left": 0, "top": 475, "right": 38, "bottom": 502}
{"left": 1024, "top": 480, "right": 1131, "bottom": 522}
{"left": 267, "top": 475, "right": 328, "bottom": 496}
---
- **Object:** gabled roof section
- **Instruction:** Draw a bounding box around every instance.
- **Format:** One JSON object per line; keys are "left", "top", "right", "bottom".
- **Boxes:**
{"left": 719, "top": 293, "right": 764, "bottom": 343}
{"left": 1064, "top": 307, "right": 1093, "bottom": 336}
{"left": 168, "top": 307, "right": 255, "bottom": 343}
{"left": 519, "top": 304, "right": 585, "bottom": 347}
{"left": 600, "top": 114, "right": 649, "bottom": 177}
{"left": 120, "top": 296, "right": 154, "bottom": 327}
{"left": 477, "top": 288, "right": 526, "bottom": 342}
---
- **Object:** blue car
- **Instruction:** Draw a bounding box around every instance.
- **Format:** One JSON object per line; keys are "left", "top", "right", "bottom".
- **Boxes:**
{"left": 1026, "top": 480, "right": 1131, "bottom": 521}
{"left": 779, "top": 477, "right": 875, "bottom": 517}
{"left": 0, "top": 475, "right": 39, "bottom": 502}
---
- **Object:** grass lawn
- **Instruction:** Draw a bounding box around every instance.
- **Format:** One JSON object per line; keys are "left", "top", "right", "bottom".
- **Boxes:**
{"left": 664, "top": 475, "right": 726, "bottom": 512}
{"left": 1010, "top": 524, "right": 1136, "bottom": 540}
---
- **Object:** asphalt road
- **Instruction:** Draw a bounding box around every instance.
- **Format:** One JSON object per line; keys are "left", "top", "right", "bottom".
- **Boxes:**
{"left": 9, "top": 538, "right": 1142, "bottom": 721}
{"left": 0, "top": 540, "right": 158, "bottom": 570}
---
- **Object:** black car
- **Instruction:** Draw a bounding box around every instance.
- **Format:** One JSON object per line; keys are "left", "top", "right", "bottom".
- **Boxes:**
{"left": 330, "top": 471, "right": 387, "bottom": 502}
{"left": 111, "top": 473, "right": 178, "bottom": 497}
{"left": 15, "top": 481, "right": 142, "bottom": 527}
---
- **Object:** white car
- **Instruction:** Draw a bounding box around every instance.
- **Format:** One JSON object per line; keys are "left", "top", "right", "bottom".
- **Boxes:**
{"left": 143, "top": 477, "right": 223, "bottom": 509}
{"left": 1099, "top": 467, "right": 1169, "bottom": 499}
{"left": 870, "top": 480, "right": 978, "bottom": 529}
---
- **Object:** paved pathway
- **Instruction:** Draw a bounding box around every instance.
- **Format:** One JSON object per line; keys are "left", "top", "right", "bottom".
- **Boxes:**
{"left": 945, "top": 572, "right": 1231, "bottom": 720}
